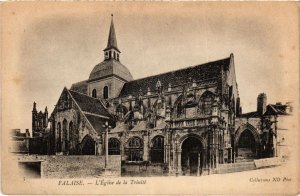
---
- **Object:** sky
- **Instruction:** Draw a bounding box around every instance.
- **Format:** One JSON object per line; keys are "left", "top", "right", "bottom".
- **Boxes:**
{"left": 2, "top": 2, "right": 299, "bottom": 130}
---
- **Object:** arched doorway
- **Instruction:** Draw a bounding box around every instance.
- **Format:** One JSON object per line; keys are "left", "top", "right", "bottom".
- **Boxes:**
{"left": 81, "top": 135, "right": 95, "bottom": 155}
{"left": 236, "top": 129, "right": 257, "bottom": 161}
{"left": 150, "top": 136, "right": 164, "bottom": 163}
{"left": 181, "top": 136, "right": 203, "bottom": 176}
{"left": 108, "top": 138, "right": 121, "bottom": 155}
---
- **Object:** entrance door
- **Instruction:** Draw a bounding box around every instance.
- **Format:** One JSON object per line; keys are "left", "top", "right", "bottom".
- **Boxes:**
{"left": 181, "top": 137, "right": 203, "bottom": 176}
{"left": 189, "top": 152, "right": 199, "bottom": 175}
{"left": 81, "top": 135, "right": 95, "bottom": 155}
{"left": 236, "top": 129, "right": 256, "bottom": 161}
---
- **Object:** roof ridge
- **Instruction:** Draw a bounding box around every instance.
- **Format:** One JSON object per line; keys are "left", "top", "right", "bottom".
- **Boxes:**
{"left": 130, "top": 56, "right": 231, "bottom": 82}
{"left": 71, "top": 80, "right": 88, "bottom": 85}
{"left": 69, "top": 89, "right": 100, "bottom": 101}
{"left": 269, "top": 104, "right": 279, "bottom": 113}
{"left": 66, "top": 89, "right": 99, "bottom": 136}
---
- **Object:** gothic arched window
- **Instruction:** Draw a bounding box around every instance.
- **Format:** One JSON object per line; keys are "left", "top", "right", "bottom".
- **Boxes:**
{"left": 57, "top": 122, "right": 62, "bottom": 152}
{"left": 116, "top": 104, "right": 128, "bottom": 119}
{"left": 103, "top": 86, "right": 109, "bottom": 99}
{"left": 108, "top": 138, "right": 121, "bottom": 155}
{"left": 92, "top": 89, "right": 97, "bottom": 98}
{"left": 69, "top": 121, "right": 74, "bottom": 151}
{"left": 174, "top": 95, "right": 184, "bottom": 118}
{"left": 151, "top": 136, "right": 164, "bottom": 163}
{"left": 62, "top": 119, "right": 68, "bottom": 154}
{"left": 200, "top": 91, "right": 214, "bottom": 115}
{"left": 126, "top": 137, "right": 143, "bottom": 161}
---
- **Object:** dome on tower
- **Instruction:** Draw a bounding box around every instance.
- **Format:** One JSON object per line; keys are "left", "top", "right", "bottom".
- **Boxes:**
{"left": 88, "top": 60, "right": 133, "bottom": 82}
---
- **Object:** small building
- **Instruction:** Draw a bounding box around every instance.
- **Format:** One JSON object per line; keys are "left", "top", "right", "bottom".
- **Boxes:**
{"left": 10, "top": 129, "right": 31, "bottom": 154}
{"left": 235, "top": 94, "right": 292, "bottom": 162}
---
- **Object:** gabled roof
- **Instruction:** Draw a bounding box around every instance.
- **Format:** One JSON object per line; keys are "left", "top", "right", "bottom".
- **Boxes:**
{"left": 84, "top": 114, "right": 106, "bottom": 134}
{"left": 119, "top": 57, "right": 231, "bottom": 97}
{"left": 265, "top": 104, "right": 288, "bottom": 116}
{"left": 239, "top": 103, "right": 288, "bottom": 118}
{"left": 69, "top": 90, "right": 112, "bottom": 119}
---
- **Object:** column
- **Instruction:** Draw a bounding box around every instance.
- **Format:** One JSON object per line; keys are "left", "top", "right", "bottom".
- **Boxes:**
{"left": 172, "top": 143, "right": 176, "bottom": 174}
{"left": 143, "top": 134, "right": 149, "bottom": 161}
{"left": 177, "top": 150, "right": 182, "bottom": 174}
{"left": 164, "top": 144, "right": 167, "bottom": 163}
{"left": 97, "top": 142, "right": 102, "bottom": 155}
{"left": 121, "top": 140, "right": 126, "bottom": 161}
{"left": 216, "top": 148, "right": 219, "bottom": 169}
{"left": 229, "top": 147, "right": 233, "bottom": 163}
{"left": 197, "top": 152, "right": 201, "bottom": 176}
{"left": 105, "top": 129, "right": 108, "bottom": 168}
{"left": 215, "top": 130, "right": 219, "bottom": 169}
{"left": 168, "top": 144, "right": 171, "bottom": 171}
{"left": 202, "top": 148, "right": 207, "bottom": 172}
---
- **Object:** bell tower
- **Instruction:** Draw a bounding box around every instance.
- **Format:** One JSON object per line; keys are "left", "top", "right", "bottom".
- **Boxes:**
{"left": 104, "top": 14, "right": 120, "bottom": 61}
{"left": 87, "top": 14, "right": 133, "bottom": 99}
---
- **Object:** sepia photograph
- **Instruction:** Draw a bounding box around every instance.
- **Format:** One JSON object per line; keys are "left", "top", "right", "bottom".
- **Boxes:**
{"left": 1, "top": 2, "right": 299, "bottom": 195}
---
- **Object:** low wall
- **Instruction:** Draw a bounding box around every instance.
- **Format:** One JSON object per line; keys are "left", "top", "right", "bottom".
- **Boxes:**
{"left": 122, "top": 163, "right": 168, "bottom": 177}
{"left": 16, "top": 155, "right": 121, "bottom": 178}
{"left": 215, "top": 157, "right": 282, "bottom": 174}
{"left": 254, "top": 157, "right": 281, "bottom": 169}
{"left": 215, "top": 161, "right": 256, "bottom": 174}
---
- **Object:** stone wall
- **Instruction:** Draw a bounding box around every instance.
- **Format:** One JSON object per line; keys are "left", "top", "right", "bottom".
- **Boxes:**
{"left": 215, "top": 161, "right": 256, "bottom": 174}
{"left": 121, "top": 163, "right": 168, "bottom": 177}
{"left": 15, "top": 155, "right": 121, "bottom": 178}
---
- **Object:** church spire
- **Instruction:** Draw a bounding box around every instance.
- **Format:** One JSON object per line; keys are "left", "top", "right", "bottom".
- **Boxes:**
{"left": 104, "top": 14, "right": 121, "bottom": 61}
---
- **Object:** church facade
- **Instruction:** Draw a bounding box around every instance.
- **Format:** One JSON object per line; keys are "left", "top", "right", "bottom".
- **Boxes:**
{"left": 42, "top": 16, "right": 289, "bottom": 176}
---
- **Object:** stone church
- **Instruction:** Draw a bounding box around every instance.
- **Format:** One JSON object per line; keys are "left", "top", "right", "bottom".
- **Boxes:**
{"left": 40, "top": 16, "right": 290, "bottom": 176}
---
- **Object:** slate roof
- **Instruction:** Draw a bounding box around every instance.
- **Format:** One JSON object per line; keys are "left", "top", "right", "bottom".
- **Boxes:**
{"left": 110, "top": 122, "right": 128, "bottom": 133}
{"left": 130, "top": 121, "right": 147, "bottom": 132}
{"left": 85, "top": 114, "right": 105, "bottom": 134}
{"left": 88, "top": 59, "right": 133, "bottom": 82}
{"left": 119, "top": 57, "right": 231, "bottom": 97}
{"left": 69, "top": 90, "right": 112, "bottom": 118}
{"left": 239, "top": 111, "right": 261, "bottom": 118}
{"left": 70, "top": 80, "right": 88, "bottom": 95}
{"left": 265, "top": 104, "right": 288, "bottom": 116}
{"left": 104, "top": 16, "right": 120, "bottom": 52}
{"left": 239, "top": 103, "right": 288, "bottom": 118}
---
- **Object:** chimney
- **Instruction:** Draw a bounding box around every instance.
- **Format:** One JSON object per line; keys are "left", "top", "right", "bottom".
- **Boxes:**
{"left": 257, "top": 93, "right": 267, "bottom": 115}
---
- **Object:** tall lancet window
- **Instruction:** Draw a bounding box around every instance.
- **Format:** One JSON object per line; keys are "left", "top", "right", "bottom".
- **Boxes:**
{"left": 92, "top": 89, "right": 97, "bottom": 98}
{"left": 103, "top": 86, "right": 109, "bottom": 99}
